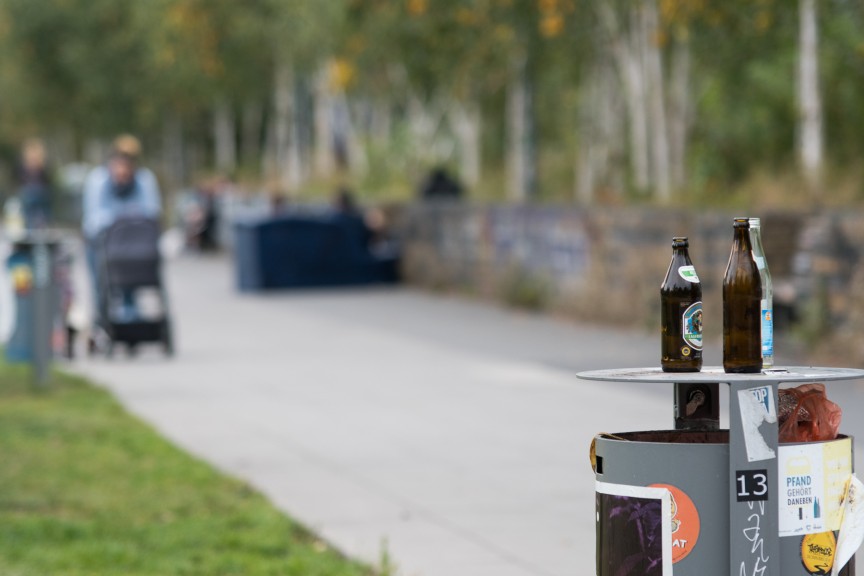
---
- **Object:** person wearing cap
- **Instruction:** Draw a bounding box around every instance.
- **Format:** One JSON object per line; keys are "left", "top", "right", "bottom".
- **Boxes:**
{"left": 81, "top": 135, "right": 162, "bottom": 322}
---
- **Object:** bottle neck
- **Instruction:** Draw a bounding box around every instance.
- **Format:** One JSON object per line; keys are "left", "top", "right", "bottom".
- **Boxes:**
{"left": 672, "top": 248, "right": 690, "bottom": 262}
{"left": 734, "top": 227, "right": 752, "bottom": 251}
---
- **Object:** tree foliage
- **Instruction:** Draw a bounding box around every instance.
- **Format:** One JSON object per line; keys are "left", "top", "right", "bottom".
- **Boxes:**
{"left": 0, "top": 0, "right": 863, "bottom": 204}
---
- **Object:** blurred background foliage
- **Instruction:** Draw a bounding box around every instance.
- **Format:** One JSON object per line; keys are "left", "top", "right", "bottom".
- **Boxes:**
{"left": 0, "top": 0, "right": 862, "bottom": 208}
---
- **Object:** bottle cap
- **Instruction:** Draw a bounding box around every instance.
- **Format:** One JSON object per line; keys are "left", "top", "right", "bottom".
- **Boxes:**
{"left": 672, "top": 236, "right": 689, "bottom": 248}
{"left": 733, "top": 217, "right": 750, "bottom": 228}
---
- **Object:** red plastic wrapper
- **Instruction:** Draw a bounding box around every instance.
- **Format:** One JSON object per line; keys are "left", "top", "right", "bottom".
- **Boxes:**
{"left": 778, "top": 383, "right": 842, "bottom": 443}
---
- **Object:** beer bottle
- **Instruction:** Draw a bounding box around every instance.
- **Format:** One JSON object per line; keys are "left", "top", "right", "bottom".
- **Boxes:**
{"left": 661, "top": 237, "right": 703, "bottom": 372}
{"left": 723, "top": 218, "right": 762, "bottom": 373}
{"left": 749, "top": 218, "right": 774, "bottom": 368}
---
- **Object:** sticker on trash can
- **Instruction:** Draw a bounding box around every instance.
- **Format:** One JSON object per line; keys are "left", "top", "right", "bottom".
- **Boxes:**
{"left": 834, "top": 475, "right": 864, "bottom": 576}
{"left": 738, "top": 386, "right": 778, "bottom": 462}
{"left": 595, "top": 482, "right": 672, "bottom": 576}
{"left": 10, "top": 263, "right": 32, "bottom": 295}
{"left": 649, "top": 483, "right": 700, "bottom": 564}
{"left": 735, "top": 469, "right": 770, "bottom": 502}
{"left": 800, "top": 531, "right": 836, "bottom": 575}
{"left": 778, "top": 438, "right": 852, "bottom": 537}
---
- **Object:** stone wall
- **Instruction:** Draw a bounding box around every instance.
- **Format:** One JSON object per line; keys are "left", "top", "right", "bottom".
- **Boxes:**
{"left": 393, "top": 204, "right": 862, "bottom": 354}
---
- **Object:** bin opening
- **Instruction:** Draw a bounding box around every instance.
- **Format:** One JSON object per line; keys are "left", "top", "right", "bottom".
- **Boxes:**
{"left": 606, "top": 430, "right": 851, "bottom": 445}
{"left": 612, "top": 430, "right": 730, "bottom": 444}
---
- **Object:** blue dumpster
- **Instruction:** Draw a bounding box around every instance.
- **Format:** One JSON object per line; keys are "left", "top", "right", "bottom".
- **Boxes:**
{"left": 233, "top": 213, "right": 399, "bottom": 291}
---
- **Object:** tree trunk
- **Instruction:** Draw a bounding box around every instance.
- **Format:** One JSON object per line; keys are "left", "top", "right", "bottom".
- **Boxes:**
{"left": 273, "top": 59, "right": 301, "bottom": 193}
{"left": 576, "top": 82, "right": 597, "bottom": 204}
{"left": 161, "top": 111, "right": 185, "bottom": 191}
{"left": 187, "top": 139, "right": 205, "bottom": 184}
{"left": 407, "top": 93, "right": 450, "bottom": 169}
{"left": 313, "top": 67, "right": 335, "bottom": 178}
{"left": 333, "top": 92, "right": 369, "bottom": 177}
{"left": 577, "top": 53, "right": 621, "bottom": 204}
{"left": 213, "top": 97, "right": 237, "bottom": 174}
{"left": 241, "top": 99, "right": 263, "bottom": 170}
{"left": 449, "top": 99, "right": 482, "bottom": 188}
{"left": 642, "top": 0, "right": 671, "bottom": 202}
{"left": 370, "top": 98, "right": 392, "bottom": 145}
{"left": 507, "top": 53, "right": 536, "bottom": 201}
{"left": 599, "top": 3, "right": 650, "bottom": 193}
{"left": 798, "top": 0, "right": 823, "bottom": 196}
{"left": 287, "top": 84, "right": 303, "bottom": 190}
{"left": 668, "top": 31, "right": 691, "bottom": 191}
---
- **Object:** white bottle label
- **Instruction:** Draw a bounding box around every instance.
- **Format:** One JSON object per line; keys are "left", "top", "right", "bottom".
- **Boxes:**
{"left": 678, "top": 266, "right": 700, "bottom": 283}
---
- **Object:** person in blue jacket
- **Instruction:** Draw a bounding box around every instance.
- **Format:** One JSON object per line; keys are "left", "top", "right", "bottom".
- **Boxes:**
{"left": 82, "top": 135, "right": 161, "bottom": 324}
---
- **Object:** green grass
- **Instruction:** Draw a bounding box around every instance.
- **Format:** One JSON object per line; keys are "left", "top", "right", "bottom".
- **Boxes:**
{"left": 0, "top": 363, "right": 374, "bottom": 576}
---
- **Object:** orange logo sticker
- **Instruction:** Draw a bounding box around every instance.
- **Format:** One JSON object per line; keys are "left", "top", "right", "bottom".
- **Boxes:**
{"left": 650, "top": 483, "right": 701, "bottom": 563}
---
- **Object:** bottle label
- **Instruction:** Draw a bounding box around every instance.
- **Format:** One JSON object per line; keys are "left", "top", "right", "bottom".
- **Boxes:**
{"left": 682, "top": 301, "right": 703, "bottom": 350}
{"left": 678, "top": 265, "right": 700, "bottom": 283}
{"left": 762, "top": 301, "right": 774, "bottom": 356}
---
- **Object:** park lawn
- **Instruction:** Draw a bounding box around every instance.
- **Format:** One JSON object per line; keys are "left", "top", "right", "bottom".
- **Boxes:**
{"left": 0, "top": 362, "right": 374, "bottom": 576}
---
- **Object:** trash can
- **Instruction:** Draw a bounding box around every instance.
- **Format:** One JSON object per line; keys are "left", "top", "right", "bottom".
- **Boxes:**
{"left": 579, "top": 367, "right": 864, "bottom": 576}
{"left": 5, "top": 232, "right": 64, "bottom": 384}
{"left": 594, "top": 431, "right": 854, "bottom": 575}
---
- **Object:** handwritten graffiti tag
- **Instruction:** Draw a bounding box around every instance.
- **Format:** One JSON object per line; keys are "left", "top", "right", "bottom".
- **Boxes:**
{"left": 740, "top": 500, "right": 769, "bottom": 576}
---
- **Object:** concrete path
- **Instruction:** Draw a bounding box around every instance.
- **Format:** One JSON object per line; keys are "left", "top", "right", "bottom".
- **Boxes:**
{"left": 66, "top": 255, "right": 864, "bottom": 576}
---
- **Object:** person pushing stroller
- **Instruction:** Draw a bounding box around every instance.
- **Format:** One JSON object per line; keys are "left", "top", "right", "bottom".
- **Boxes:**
{"left": 82, "top": 135, "right": 171, "bottom": 355}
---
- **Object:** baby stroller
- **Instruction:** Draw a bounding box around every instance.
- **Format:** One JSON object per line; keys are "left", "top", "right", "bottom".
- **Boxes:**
{"left": 89, "top": 216, "right": 174, "bottom": 357}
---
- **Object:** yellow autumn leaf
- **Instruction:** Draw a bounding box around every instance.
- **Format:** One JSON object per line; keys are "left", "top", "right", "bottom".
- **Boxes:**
{"left": 540, "top": 14, "right": 564, "bottom": 38}
{"left": 407, "top": 0, "right": 427, "bottom": 16}
{"left": 329, "top": 58, "right": 355, "bottom": 90}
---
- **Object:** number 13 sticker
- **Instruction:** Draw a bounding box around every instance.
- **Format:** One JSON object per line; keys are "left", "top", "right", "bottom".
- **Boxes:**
{"left": 736, "top": 469, "right": 769, "bottom": 502}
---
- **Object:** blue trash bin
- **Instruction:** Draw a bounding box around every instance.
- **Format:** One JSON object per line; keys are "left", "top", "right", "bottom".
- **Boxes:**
{"left": 5, "top": 249, "right": 35, "bottom": 362}
{"left": 5, "top": 234, "right": 63, "bottom": 384}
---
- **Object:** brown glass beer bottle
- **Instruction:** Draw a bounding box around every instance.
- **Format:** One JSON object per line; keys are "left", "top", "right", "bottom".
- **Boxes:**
{"left": 661, "top": 237, "right": 703, "bottom": 372}
{"left": 723, "top": 218, "right": 762, "bottom": 373}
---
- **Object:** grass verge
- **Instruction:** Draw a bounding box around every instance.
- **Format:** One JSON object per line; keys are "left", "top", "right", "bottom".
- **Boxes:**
{"left": 0, "top": 362, "right": 374, "bottom": 576}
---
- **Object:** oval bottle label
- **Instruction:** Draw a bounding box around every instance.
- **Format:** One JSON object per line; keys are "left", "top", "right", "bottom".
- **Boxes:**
{"left": 682, "top": 301, "right": 703, "bottom": 350}
{"left": 762, "top": 301, "right": 774, "bottom": 357}
{"left": 678, "top": 265, "right": 700, "bottom": 283}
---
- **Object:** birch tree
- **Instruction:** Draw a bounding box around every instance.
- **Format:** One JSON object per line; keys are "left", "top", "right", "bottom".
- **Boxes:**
{"left": 798, "top": 0, "right": 823, "bottom": 196}
{"left": 507, "top": 51, "right": 536, "bottom": 201}
{"left": 642, "top": 0, "right": 671, "bottom": 202}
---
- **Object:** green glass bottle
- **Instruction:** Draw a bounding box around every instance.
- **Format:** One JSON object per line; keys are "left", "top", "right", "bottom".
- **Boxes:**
{"left": 723, "top": 218, "right": 762, "bottom": 373}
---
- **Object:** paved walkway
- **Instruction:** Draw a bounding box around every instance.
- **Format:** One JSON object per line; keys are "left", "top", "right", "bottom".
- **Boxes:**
{"left": 67, "top": 254, "right": 855, "bottom": 576}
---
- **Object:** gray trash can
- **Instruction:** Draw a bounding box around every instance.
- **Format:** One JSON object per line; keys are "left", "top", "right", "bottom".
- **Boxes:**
{"left": 579, "top": 367, "right": 863, "bottom": 576}
{"left": 5, "top": 232, "right": 64, "bottom": 384}
{"left": 594, "top": 430, "right": 854, "bottom": 575}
